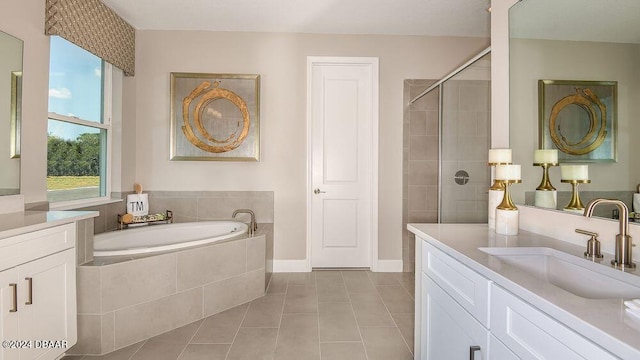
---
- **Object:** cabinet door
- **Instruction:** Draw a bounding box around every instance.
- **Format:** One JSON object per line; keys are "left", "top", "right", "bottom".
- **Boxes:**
{"left": 489, "top": 335, "right": 519, "bottom": 360}
{"left": 0, "top": 268, "right": 19, "bottom": 360}
{"left": 491, "top": 284, "right": 617, "bottom": 360}
{"left": 18, "top": 249, "right": 76, "bottom": 360}
{"left": 422, "top": 273, "right": 488, "bottom": 360}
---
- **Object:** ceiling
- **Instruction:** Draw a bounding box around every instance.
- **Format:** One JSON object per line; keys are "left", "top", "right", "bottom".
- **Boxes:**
{"left": 101, "top": 0, "right": 491, "bottom": 37}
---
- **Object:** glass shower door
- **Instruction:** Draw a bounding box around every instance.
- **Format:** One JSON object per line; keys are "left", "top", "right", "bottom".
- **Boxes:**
{"left": 439, "top": 53, "right": 491, "bottom": 223}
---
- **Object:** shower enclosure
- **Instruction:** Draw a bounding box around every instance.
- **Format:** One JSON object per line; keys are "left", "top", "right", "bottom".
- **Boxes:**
{"left": 402, "top": 48, "right": 491, "bottom": 272}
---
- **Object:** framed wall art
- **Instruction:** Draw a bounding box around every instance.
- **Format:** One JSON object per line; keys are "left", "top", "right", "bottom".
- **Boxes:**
{"left": 170, "top": 73, "right": 260, "bottom": 161}
{"left": 538, "top": 79, "right": 617, "bottom": 163}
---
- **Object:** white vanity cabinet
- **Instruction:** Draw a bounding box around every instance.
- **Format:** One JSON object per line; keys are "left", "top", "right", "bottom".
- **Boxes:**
{"left": 490, "top": 284, "right": 616, "bottom": 360}
{"left": 0, "top": 223, "right": 77, "bottom": 360}
{"left": 420, "top": 241, "right": 493, "bottom": 359}
{"left": 415, "top": 228, "right": 625, "bottom": 360}
{"left": 421, "top": 273, "right": 488, "bottom": 359}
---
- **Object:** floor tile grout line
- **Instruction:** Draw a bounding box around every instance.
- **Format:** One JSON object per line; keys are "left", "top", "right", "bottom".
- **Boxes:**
{"left": 223, "top": 302, "right": 252, "bottom": 360}
{"left": 271, "top": 273, "right": 289, "bottom": 358}
{"left": 175, "top": 318, "right": 208, "bottom": 359}
{"left": 373, "top": 283, "right": 414, "bottom": 356}
{"left": 316, "top": 273, "right": 323, "bottom": 360}
{"left": 126, "top": 339, "right": 148, "bottom": 360}
{"left": 344, "top": 270, "right": 371, "bottom": 360}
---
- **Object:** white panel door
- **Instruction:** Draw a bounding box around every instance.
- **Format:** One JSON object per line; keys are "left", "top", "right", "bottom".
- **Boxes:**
{"left": 309, "top": 58, "right": 377, "bottom": 268}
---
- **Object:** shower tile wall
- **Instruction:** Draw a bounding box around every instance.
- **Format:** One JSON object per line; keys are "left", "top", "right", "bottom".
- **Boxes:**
{"left": 440, "top": 80, "right": 491, "bottom": 224}
{"left": 403, "top": 80, "right": 439, "bottom": 272}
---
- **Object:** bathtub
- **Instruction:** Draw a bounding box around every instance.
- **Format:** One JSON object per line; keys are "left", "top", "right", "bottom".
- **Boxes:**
{"left": 74, "top": 220, "right": 267, "bottom": 355}
{"left": 94, "top": 221, "right": 249, "bottom": 257}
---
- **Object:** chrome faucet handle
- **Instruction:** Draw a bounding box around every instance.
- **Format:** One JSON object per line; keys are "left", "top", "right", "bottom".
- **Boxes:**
{"left": 576, "top": 229, "right": 603, "bottom": 259}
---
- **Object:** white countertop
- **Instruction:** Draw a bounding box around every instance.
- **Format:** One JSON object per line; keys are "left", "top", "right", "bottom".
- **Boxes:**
{"left": 408, "top": 223, "right": 640, "bottom": 359}
{"left": 0, "top": 210, "right": 99, "bottom": 240}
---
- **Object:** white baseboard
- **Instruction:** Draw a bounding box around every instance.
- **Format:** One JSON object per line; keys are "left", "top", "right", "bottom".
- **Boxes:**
{"left": 375, "top": 259, "right": 403, "bottom": 272}
{"left": 273, "top": 259, "right": 404, "bottom": 273}
{"left": 273, "top": 260, "right": 309, "bottom": 272}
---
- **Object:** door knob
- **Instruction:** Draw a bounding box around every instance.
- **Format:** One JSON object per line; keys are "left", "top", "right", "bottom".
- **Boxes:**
{"left": 314, "top": 188, "right": 326, "bottom": 194}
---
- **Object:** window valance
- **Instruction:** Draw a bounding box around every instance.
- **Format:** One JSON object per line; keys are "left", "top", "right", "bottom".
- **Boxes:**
{"left": 45, "top": 0, "right": 135, "bottom": 76}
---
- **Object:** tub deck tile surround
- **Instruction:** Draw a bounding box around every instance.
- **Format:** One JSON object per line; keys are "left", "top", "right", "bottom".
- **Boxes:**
{"left": 62, "top": 271, "right": 414, "bottom": 360}
{"left": 70, "top": 234, "right": 267, "bottom": 356}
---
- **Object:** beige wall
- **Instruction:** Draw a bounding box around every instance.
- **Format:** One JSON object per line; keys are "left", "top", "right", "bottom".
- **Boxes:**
{"left": 132, "top": 31, "right": 488, "bottom": 261}
{"left": 510, "top": 39, "right": 640, "bottom": 204}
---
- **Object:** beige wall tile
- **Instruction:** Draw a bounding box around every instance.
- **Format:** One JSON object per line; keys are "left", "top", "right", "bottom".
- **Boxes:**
{"left": 247, "top": 268, "right": 266, "bottom": 301}
{"left": 84, "top": 218, "right": 95, "bottom": 263}
{"left": 177, "top": 240, "right": 246, "bottom": 291}
{"left": 76, "top": 220, "right": 86, "bottom": 265}
{"left": 77, "top": 266, "right": 101, "bottom": 314}
{"left": 101, "top": 312, "right": 115, "bottom": 354}
{"left": 69, "top": 315, "right": 102, "bottom": 355}
{"left": 203, "top": 273, "right": 249, "bottom": 317}
{"left": 246, "top": 235, "right": 265, "bottom": 272}
{"left": 101, "top": 253, "right": 177, "bottom": 312}
{"left": 114, "top": 287, "right": 203, "bottom": 348}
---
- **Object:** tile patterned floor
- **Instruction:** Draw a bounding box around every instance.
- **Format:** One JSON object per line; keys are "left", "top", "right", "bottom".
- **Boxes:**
{"left": 63, "top": 271, "right": 415, "bottom": 360}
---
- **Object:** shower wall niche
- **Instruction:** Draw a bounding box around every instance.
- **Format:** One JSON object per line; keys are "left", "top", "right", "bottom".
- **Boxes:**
{"left": 402, "top": 52, "right": 491, "bottom": 272}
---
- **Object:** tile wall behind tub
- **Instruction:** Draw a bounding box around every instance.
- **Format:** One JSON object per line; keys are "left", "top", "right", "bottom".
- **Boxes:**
{"left": 74, "top": 191, "right": 275, "bottom": 234}
{"left": 403, "top": 80, "right": 439, "bottom": 273}
{"left": 73, "top": 190, "right": 275, "bottom": 277}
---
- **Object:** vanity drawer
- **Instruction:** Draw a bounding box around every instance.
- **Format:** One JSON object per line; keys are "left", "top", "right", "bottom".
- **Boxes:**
{"left": 421, "top": 241, "right": 490, "bottom": 326}
{"left": 490, "top": 284, "right": 618, "bottom": 360}
{"left": 0, "top": 223, "right": 75, "bottom": 271}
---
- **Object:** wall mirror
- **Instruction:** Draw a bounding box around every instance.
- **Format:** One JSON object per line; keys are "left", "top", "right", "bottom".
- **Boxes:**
{"left": 509, "top": 0, "right": 640, "bottom": 220}
{"left": 0, "top": 29, "right": 23, "bottom": 196}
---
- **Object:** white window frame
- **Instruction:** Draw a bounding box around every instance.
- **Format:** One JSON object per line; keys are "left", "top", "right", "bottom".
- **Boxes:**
{"left": 48, "top": 62, "right": 113, "bottom": 209}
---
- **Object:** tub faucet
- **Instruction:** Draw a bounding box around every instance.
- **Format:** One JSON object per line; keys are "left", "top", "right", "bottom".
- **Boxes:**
{"left": 232, "top": 209, "right": 257, "bottom": 235}
{"left": 584, "top": 199, "right": 635, "bottom": 269}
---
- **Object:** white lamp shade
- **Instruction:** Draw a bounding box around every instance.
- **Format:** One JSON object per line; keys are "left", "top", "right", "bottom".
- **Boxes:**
{"left": 488, "top": 148, "right": 512, "bottom": 164}
{"left": 495, "top": 164, "right": 521, "bottom": 181}
{"left": 560, "top": 165, "right": 589, "bottom": 180}
{"left": 534, "top": 149, "right": 558, "bottom": 164}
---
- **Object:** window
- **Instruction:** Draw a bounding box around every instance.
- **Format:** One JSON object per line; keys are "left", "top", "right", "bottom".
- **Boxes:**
{"left": 47, "top": 36, "right": 112, "bottom": 205}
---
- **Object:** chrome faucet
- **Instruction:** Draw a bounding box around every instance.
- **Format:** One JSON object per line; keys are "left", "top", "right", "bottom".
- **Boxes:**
{"left": 232, "top": 209, "right": 257, "bottom": 235}
{"left": 584, "top": 199, "right": 635, "bottom": 269}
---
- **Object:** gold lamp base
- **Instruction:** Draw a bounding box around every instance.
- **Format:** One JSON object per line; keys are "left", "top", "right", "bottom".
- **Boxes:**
{"left": 561, "top": 179, "right": 591, "bottom": 210}
{"left": 533, "top": 162, "right": 558, "bottom": 191}
{"left": 497, "top": 180, "right": 522, "bottom": 211}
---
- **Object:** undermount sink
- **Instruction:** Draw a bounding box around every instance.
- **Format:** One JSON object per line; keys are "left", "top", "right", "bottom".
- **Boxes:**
{"left": 479, "top": 247, "right": 640, "bottom": 299}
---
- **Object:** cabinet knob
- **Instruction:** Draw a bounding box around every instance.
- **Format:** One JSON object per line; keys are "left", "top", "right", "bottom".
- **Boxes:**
{"left": 469, "top": 345, "right": 481, "bottom": 360}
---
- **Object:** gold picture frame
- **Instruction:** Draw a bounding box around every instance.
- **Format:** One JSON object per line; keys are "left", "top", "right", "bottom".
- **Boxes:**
{"left": 170, "top": 73, "right": 260, "bottom": 161}
{"left": 538, "top": 79, "right": 617, "bottom": 163}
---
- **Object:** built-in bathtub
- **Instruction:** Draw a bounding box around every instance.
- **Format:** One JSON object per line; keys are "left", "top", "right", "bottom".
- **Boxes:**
{"left": 70, "top": 221, "right": 267, "bottom": 356}
{"left": 94, "top": 221, "right": 249, "bottom": 256}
